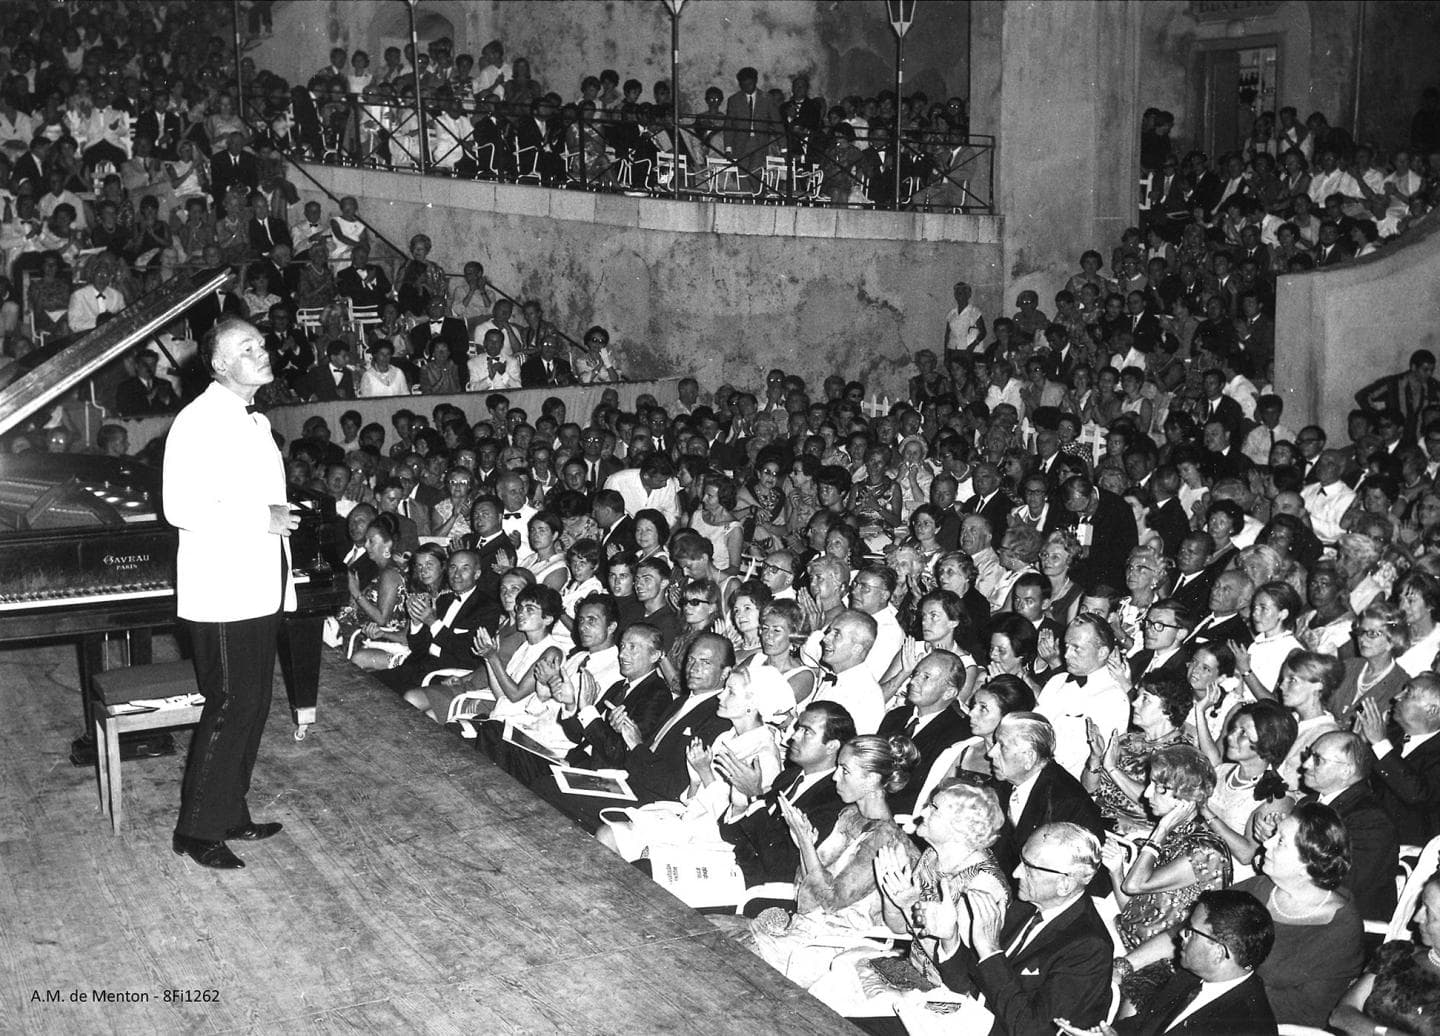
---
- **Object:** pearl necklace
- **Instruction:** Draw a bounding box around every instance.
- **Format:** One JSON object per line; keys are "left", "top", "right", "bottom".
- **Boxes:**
{"left": 1268, "top": 886, "right": 1331, "bottom": 921}
{"left": 1429, "top": 947, "right": 1440, "bottom": 970}
{"left": 1357, "top": 660, "right": 1396, "bottom": 694}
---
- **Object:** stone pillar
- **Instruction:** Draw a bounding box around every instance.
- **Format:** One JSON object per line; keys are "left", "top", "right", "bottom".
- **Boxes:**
{"left": 975, "top": 0, "right": 1142, "bottom": 307}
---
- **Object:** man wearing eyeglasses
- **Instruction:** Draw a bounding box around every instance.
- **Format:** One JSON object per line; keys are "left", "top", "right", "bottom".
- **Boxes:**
{"left": 1129, "top": 600, "right": 1193, "bottom": 684}
{"left": 1297, "top": 730, "right": 1398, "bottom": 921}
{"left": 757, "top": 550, "right": 797, "bottom": 600}
{"left": 1075, "top": 890, "right": 1277, "bottom": 1035}
{"left": 935, "top": 822, "right": 1112, "bottom": 1034}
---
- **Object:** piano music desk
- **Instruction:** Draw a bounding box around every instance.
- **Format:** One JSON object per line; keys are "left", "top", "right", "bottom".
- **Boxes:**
{"left": 91, "top": 660, "right": 203, "bottom": 834}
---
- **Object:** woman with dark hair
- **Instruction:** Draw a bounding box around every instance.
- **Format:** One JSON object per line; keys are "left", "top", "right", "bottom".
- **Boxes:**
{"left": 1259, "top": 510, "right": 1324, "bottom": 573}
{"left": 1084, "top": 674, "right": 1194, "bottom": 833}
{"left": 1101, "top": 744, "right": 1230, "bottom": 949}
{"left": 1395, "top": 570, "right": 1440, "bottom": 676}
{"left": 954, "top": 673, "right": 1037, "bottom": 776}
{"left": 735, "top": 452, "right": 789, "bottom": 551}
{"left": 395, "top": 232, "right": 447, "bottom": 315}
{"left": 905, "top": 502, "right": 947, "bottom": 571}
{"left": 1196, "top": 699, "right": 1298, "bottom": 880}
{"left": 632, "top": 508, "right": 671, "bottom": 563}
{"left": 1232, "top": 579, "right": 1305, "bottom": 697}
{"left": 985, "top": 611, "right": 1038, "bottom": 687}
{"left": 1331, "top": 600, "right": 1409, "bottom": 723}
{"left": 689, "top": 473, "right": 743, "bottom": 576}
{"left": 741, "top": 734, "right": 921, "bottom": 987}
{"left": 338, "top": 513, "right": 409, "bottom": 670}
{"left": 879, "top": 589, "right": 979, "bottom": 703}
{"left": 1184, "top": 641, "right": 1243, "bottom": 743}
{"left": 1121, "top": 801, "right": 1364, "bottom": 1029}
{"left": 1331, "top": 871, "right": 1440, "bottom": 1035}
{"left": 518, "top": 511, "right": 568, "bottom": 591}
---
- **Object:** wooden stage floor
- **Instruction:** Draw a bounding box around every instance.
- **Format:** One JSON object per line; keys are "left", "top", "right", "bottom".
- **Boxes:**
{"left": 0, "top": 641, "right": 857, "bottom": 1035}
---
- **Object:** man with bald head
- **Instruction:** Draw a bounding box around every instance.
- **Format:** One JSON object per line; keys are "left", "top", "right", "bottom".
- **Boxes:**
{"left": 164, "top": 317, "right": 300, "bottom": 870}
{"left": 878, "top": 649, "right": 971, "bottom": 812}
{"left": 1300, "top": 449, "right": 1357, "bottom": 545}
{"left": 815, "top": 608, "right": 883, "bottom": 734}
{"left": 1187, "top": 569, "right": 1255, "bottom": 647}
{"left": 1357, "top": 673, "right": 1440, "bottom": 846}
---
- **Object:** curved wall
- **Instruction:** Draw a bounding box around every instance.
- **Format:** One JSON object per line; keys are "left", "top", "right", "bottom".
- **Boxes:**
{"left": 296, "top": 164, "right": 1002, "bottom": 394}
{"left": 1275, "top": 218, "right": 1440, "bottom": 431}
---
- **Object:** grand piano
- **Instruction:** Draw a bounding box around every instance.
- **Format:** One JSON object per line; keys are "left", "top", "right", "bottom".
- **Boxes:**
{"left": 0, "top": 268, "right": 348, "bottom": 759}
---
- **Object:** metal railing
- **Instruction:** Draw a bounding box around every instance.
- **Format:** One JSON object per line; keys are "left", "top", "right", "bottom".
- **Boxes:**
{"left": 242, "top": 90, "right": 995, "bottom": 214}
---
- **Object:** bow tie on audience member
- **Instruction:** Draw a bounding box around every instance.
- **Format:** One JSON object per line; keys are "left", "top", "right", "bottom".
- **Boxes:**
{"left": 488, "top": 359, "right": 505, "bottom": 376}
{"left": 245, "top": 403, "right": 260, "bottom": 414}
{"left": 818, "top": 669, "right": 838, "bottom": 688}
{"left": 1069, "top": 672, "right": 1089, "bottom": 688}
{"left": 430, "top": 320, "right": 443, "bottom": 331}
{"left": 504, "top": 511, "right": 522, "bottom": 520}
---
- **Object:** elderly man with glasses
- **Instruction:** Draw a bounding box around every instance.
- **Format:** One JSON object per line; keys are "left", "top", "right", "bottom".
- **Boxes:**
{"left": 933, "top": 821, "right": 1114, "bottom": 1034}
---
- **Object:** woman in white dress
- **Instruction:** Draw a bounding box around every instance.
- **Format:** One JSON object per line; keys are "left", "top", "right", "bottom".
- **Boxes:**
{"left": 518, "top": 512, "right": 569, "bottom": 592}
{"left": 328, "top": 195, "right": 368, "bottom": 261}
{"left": 357, "top": 341, "right": 410, "bottom": 397}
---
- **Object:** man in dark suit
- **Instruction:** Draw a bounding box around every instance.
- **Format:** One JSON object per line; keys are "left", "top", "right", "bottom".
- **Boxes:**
{"left": 1185, "top": 570, "right": 1254, "bottom": 649}
{"left": 114, "top": 349, "right": 179, "bottom": 416}
{"left": 960, "top": 461, "right": 1013, "bottom": 548}
{"left": 1128, "top": 602, "right": 1193, "bottom": 685}
{"left": 1300, "top": 731, "right": 1399, "bottom": 921}
{"left": 1355, "top": 349, "right": 1440, "bottom": 441}
{"left": 135, "top": 99, "right": 183, "bottom": 159}
{"left": 377, "top": 550, "right": 495, "bottom": 692}
{"left": 209, "top": 132, "right": 258, "bottom": 203}
{"left": 295, "top": 340, "right": 356, "bottom": 402}
{"left": 408, "top": 298, "right": 469, "bottom": 359}
{"left": 1109, "top": 891, "right": 1278, "bottom": 1036}
{"left": 520, "top": 337, "right": 575, "bottom": 388}
{"left": 1166, "top": 533, "right": 1219, "bottom": 617}
{"left": 254, "top": 242, "right": 298, "bottom": 306}
{"left": 10, "top": 137, "right": 49, "bottom": 191}
{"left": 1056, "top": 475, "right": 1139, "bottom": 592}
{"left": 937, "top": 822, "right": 1112, "bottom": 1034}
{"left": 576, "top": 429, "right": 624, "bottom": 490}
{"left": 335, "top": 244, "right": 392, "bottom": 308}
{"left": 988, "top": 712, "right": 1104, "bottom": 878}
{"left": 1359, "top": 673, "right": 1440, "bottom": 846}
{"left": 556, "top": 624, "right": 674, "bottom": 771}
{"left": 541, "top": 633, "right": 735, "bottom": 833}
{"left": 876, "top": 650, "right": 971, "bottom": 815}
{"left": 719, "top": 701, "right": 851, "bottom": 888}
{"left": 724, "top": 66, "right": 781, "bottom": 185}
{"left": 464, "top": 496, "right": 511, "bottom": 599}
{"left": 1147, "top": 466, "right": 1192, "bottom": 558}
{"left": 1197, "top": 368, "right": 1246, "bottom": 446}
{"left": 246, "top": 192, "right": 290, "bottom": 256}
{"left": 592, "top": 489, "right": 637, "bottom": 558}
{"left": 264, "top": 306, "right": 314, "bottom": 385}
{"left": 184, "top": 264, "right": 248, "bottom": 338}
{"left": 512, "top": 97, "right": 564, "bottom": 183}
{"left": 1125, "top": 291, "right": 1166, "bottom": 355}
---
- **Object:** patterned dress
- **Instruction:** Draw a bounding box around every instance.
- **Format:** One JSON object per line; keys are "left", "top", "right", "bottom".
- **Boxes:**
{"left": 1115, "top": 817, "right": 1231, "bottom": 949}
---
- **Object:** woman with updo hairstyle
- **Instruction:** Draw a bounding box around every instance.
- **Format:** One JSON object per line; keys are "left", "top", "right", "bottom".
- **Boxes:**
{"left": 1102, "top": 744, "right": 1230, "bottom": 950}
{"left": 1196, "top": 698, "right": 1297, "bottom": 880}
{"left": 396, "top": 232, "right": 447, "bottom": 315}
{"left": 1034, "top": 529, "right": 1084, "bottom": 624}
{"left": 751, "top": 599, "right": 817, "bottom": 704}
{"left": 1395, "top": 570, "right": 1440, "bottom": 676}
{"left": 1084, "top": 674, "right": 1194, "bottom": 833}
{"left": 741, "top": 734, "right": 921, "bottom": 988}
{"left": 1232, "top": 578, "right": 1305, "bottom": 697}
{"left": 342, "top": 514, "right": 409, "bottom": 670}
{"left": 879, "top": 588, "right": 980, "bottom": 703}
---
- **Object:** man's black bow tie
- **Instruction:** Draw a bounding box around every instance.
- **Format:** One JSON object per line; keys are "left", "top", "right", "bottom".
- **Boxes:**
{"left": 504, "top": 512, "right": 522, "bottom": 519}
{"left": 1070, "top": 673, "right": 1088, "bottom": 688}
{"left": 245, "top": 403, "right": 260, "bottom": 414}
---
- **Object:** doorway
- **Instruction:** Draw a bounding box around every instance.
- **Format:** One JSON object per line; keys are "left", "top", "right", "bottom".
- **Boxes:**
{"left": 1198, "top": 38, "right": 1281, "bottom": 156}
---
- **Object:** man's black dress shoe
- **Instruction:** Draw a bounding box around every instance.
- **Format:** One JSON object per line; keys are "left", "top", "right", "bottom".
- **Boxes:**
{"left": 225, "top": 821, "right": 283, "bottom": 841}
{"left": 171, "top": 834, "right": 244, "bottom": 869}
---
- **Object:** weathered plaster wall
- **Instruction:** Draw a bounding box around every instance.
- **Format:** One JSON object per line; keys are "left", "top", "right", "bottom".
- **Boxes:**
{"left": 1357, "top": 2, "right": 1440, "bottom": 149}
{"left": 254, "top": 0, "right": 971, "bottom": 115}
{"left": 295, "top": 165, "right": 1001, "bottom": 396}
{"left": 979, "top": 0, "right": 1139, "bottom": 308}
{"left": 1275, "top": 219, "right": 1440, "bottom": 431}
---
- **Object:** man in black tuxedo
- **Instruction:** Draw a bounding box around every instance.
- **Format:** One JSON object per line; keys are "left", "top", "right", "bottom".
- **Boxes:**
{"left": 1197, "top": 368, "right": 1246, "bottom": 447}
{"left": 520, "top": 336, "right": 575, "bottom": 388}
{"left": 1359, "top": 673, "right": 1440, "bottom": 846}
{"left": 576, "top": 428, "right": 624, "bottom": 490}
{"left": 10, "top": 137, "right": 49, "bottom": 191}
{"left": 295, "top": 340, "right": 356, "bottom": 402}
{"left": 876, "top": 650, "right": 971, "bottom": 815}
{"left": 541, "top": 633, "right": 734, "bottom": 832}
{"left": 209, "top": 132, "right": 258, "bottom": 204}
{"left": 335, "top": 243, "right": 392, "bottom": 308}
{"left": 1299, "top": 731, "right": 1399, "bottom": 921}
{"left": 408, "top": 297, "right": 468, "bottom": 359}
{"left": 135, "top": 98, "right": 183, "bottom": 159}
{"left": 1057, "top": 475, "right": 1139, "bottom": 592}
{"left": 592, "top": 490, "right": 637, "bottom": 559}
{"left": 718, "top": 701, "right": 851, "bottom": 888}
{"left": 937, "top": 822, "right": 1113, "bottom": 1034}
{"left": 1125, "top": 290, "right": 1165, "bottom": 355}
{"left": 185, "top": 257, "right": 248, "bottom": 338}
{"left": 1185, "top": 570, "right": 1254, "bottom": 648}
{"left": 1107, "top": 891, "right": 1278, "bottom": 1036}
{"left": 377, "top": 550, "right": 496, "bottom": 692}
{"left": 987, "top": 712, "right": 1104, "bottom": 878}
{"left": 555, "top": 624, "right": 674, "bottom": 771}
{"left": 254, "top": 242, "right": 298, "bottom": 306}
{"left": 114, "top": 349, "right": 179, "bottom": 416}
{"left": 960, "top": 461, "right": 1013, "bottom": 548}
{"left": 464, "top": 496, "right": 511, "bottom": 600}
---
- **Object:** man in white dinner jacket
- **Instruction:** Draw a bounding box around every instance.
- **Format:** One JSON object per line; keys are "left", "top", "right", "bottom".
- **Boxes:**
{"left": 163, "top": 317, "right": 299, "bottom": 870}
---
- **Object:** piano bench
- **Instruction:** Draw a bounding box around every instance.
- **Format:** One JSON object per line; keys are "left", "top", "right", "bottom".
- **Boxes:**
{"left": 91, "top": 661, "right": 204, "bottom": 835}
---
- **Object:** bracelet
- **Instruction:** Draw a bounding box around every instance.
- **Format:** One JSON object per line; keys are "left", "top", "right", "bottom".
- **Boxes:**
{"left": 1112, "top": 957, "right": 1135, "bottom": 981}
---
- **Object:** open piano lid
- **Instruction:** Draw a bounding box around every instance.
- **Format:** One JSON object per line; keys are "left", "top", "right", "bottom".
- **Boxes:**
{"left": 0, "top": 266, "right": 231, "bottom": 439}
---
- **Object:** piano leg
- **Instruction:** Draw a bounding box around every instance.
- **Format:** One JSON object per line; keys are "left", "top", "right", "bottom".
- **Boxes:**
{"left": 277, "top": 614, "right": 324, "bottom": 741}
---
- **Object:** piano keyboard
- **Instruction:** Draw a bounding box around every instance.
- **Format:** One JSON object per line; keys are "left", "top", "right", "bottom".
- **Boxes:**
{"left": 0, "top": 571, "right": 315, "bottom": 611}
